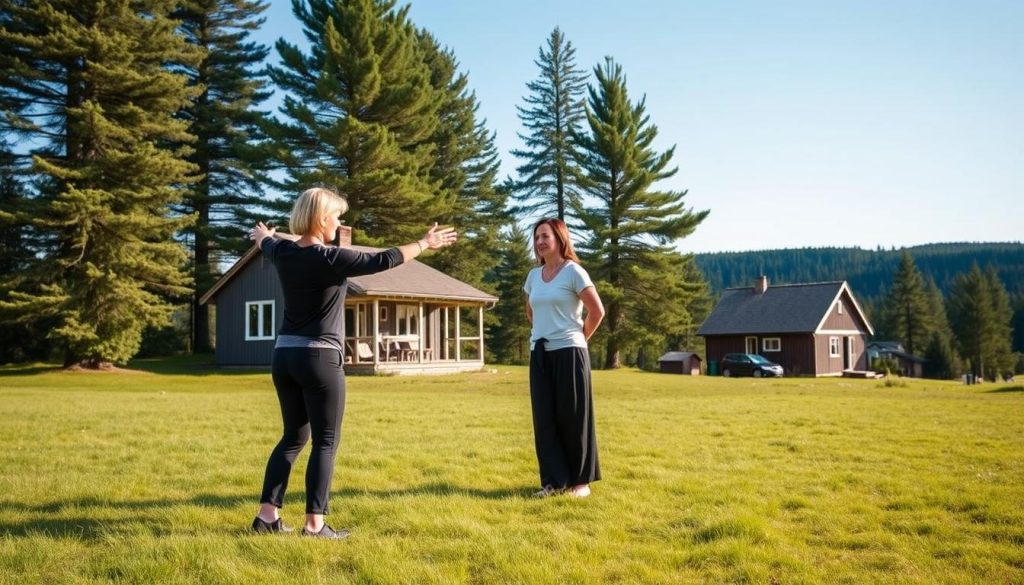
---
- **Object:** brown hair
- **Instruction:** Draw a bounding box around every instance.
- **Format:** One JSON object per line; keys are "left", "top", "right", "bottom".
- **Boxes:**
{"left": 532, "top": 218, "right": 580, "bottom": 265}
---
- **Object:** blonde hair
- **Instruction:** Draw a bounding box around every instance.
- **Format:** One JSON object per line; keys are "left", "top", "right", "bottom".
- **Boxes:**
{"left": 289, "top": 187, "right": 348, "bottom": 236}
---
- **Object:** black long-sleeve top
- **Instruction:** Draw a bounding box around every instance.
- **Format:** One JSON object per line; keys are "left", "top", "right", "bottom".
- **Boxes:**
{"left": 259, "top": 237, "right": 404, "bottom": 351}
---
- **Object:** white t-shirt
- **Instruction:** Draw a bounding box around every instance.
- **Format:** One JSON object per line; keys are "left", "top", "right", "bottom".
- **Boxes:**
{"left": 523, "top": 261, "right": 595, "bottom": 351}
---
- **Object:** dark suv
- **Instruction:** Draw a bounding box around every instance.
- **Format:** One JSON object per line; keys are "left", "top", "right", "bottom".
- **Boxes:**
{"left": 720, "top": 353, "right": 784, "bottom": 377}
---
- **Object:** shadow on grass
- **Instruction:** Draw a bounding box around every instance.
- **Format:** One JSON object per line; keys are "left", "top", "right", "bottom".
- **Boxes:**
{"left": 332, "top": 482, "right": 531, "bottom": 500}
{"left": 126, "top": 354, "right": 267, "bottom": 377}
{"left": 0, "top": 364, "right": 64, "bottom": 377}
{"left": 0, "top": 484, "right": 534, "bottom": 540}
{"left": 985, "top": 384, "right": 1024, "bottom": 393}
{"left": 0, "top": 493, "right": 249, "bottom": 540}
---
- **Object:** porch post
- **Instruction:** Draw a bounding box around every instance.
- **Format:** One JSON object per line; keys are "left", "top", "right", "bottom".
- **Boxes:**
{"left": 455, "top": 306, "right": 461, "bottom": 362}
{"left": 477, "top": 305, "right": 484, "bottom": 361}
{"left": 443, "top": 307, "right": 449, "bottom": 360}
{"left": 372, "top": 299, "right": 380, "bottom": 366}
{"left": 418, "top": 302, "right": 425, "bottom": 362}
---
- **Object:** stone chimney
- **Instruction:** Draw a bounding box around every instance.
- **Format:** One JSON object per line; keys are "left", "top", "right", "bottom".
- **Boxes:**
{"left": 754, "top": 275, "right": 768, "bottom": 294}
{"left": 336, "top": 225, "right": 352, "bottom": 247}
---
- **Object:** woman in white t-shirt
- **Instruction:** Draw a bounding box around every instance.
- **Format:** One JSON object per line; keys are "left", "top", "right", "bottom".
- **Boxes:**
{"left": 523, "top": 218, "right": 605, "bottom": 498}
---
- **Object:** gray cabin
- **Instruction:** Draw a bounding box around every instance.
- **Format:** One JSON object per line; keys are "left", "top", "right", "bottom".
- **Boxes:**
{"left": 200, "top": 227, "right": 498, "bottom": 375}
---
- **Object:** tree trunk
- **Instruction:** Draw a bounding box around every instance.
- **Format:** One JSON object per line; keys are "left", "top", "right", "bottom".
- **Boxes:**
{"left": 603, "top": 301, "right": 621, "bottom": 369}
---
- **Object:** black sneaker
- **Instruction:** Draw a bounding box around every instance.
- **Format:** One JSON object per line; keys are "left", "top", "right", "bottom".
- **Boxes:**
{"left": 251, "top": 516, "right": 294, "bottom": 534}
{"left": 301, "top": 524, "right": 351, "bottom": 540}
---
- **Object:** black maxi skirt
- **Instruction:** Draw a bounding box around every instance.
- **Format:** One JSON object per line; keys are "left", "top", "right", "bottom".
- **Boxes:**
{"left": 528, "top": 339, "right": 601, "bottom": 488}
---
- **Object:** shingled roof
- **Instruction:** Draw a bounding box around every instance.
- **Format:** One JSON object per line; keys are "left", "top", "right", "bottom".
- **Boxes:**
{"left": 697, "top": 281, "right": 870, "bottom": 336}
{"left": 200, "top": 242, "right": 497, "bottom": 306}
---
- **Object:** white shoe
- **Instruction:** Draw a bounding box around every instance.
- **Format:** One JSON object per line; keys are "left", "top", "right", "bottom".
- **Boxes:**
{"left": 569, "top": 485, "right": 591, "bottom": 498}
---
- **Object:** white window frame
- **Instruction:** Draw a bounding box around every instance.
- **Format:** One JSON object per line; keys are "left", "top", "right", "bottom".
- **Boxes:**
{"left": 829, "top": 336, "right": 841, "bottom": 357}
{"left": 763, "top": 337, "right": 781, "bottom": 352}
{"left": 837, "top": 301, "right": 844, "bottom": 315}
{"left": 245, "top": 300, "right": 275, "bottom": 341}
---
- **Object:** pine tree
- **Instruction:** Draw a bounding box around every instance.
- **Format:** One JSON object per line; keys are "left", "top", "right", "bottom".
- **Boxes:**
{"left": 485, "top": 224, "right": 534, "bottom": 364}
{"left": 0, "top": 141, "right": 51, "bottom": 362}
{"left": 882, "top": 251, "right": 931, "bottom": 355}
{"left": 173, "top": 0, "right": 272, "bottom": 353}
{"left": 265, "top": 0, "right": 447, "bottom": 246}
{"left": 415, "top": 31, "right": 507, "bottom": 292}
{"left": 921, "top": 277, "right": 960, "bottom": 379}
{"left": 510, "top": 27, "right": 588, "bottom": 220}
{"left": 0, "top": 0, "right": 200, "bottom": 366}
{"left": 572, "top": 58, "right": 709, "bottom": 369}
{"left": 948, "top": 263, "right": 1014, "bottom": 380}
{"left": 984, "top": 266, "right": 1014, "bottom": 379}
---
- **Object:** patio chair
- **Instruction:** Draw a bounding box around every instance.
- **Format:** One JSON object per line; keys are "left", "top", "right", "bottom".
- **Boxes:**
{"left": 355, "top": 341, "right": 374, "bottom": 362}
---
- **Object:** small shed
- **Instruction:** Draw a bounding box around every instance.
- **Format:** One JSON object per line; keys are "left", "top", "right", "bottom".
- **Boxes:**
{"left": 658, "top": 351, "right": 702, "bottom": 375}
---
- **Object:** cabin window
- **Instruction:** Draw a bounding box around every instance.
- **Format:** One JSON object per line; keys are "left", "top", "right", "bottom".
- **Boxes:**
{"left": 245, "top": 300, "right": 275, "bottom": 341}
{"left": 763, "top": 337, "right": 781, "bottom": 352}
{"left": 397, "top": 304, "right": 419, "bottom": 335}
{"left": 837, "top": 301, "right": 844, "bottom": 314}
{"left": 829, "top": 336, "right": 841, "bottom": 357}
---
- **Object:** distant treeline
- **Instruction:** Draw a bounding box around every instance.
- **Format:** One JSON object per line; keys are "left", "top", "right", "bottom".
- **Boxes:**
{"left": 695, "top": 243, "right": 1024, "bottom": 302}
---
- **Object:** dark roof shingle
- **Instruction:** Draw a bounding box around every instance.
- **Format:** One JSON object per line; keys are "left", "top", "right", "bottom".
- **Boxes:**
{"left": 697, "top": 282, "right": 845, "bottom": 335}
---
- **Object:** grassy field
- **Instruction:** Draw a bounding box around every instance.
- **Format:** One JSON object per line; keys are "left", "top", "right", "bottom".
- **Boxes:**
{"left": 0, "top": 358, "right": 1022, "bottom": 584}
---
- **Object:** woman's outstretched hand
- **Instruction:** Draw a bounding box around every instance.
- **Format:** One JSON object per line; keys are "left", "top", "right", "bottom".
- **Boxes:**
{"left": 251, "top": 221, "right": 276, "bottom": 244}
{"left": 421, "top": 223, "right": 458, "bottom": 250}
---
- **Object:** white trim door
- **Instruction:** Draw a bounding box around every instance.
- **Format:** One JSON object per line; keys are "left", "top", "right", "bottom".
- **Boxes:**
{"left": 745, "top": 336, "right": 758, "bottom": 354}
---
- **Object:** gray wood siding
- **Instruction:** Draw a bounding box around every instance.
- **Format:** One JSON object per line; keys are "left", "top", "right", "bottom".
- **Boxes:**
{"left": 814, "top": 333, "right": 868, "bottom": 374}
{"left": 821, "top": 290, "right": 871, "bottom": 332}
{"left": 214, "top": 255, "right": 282, "bottom": 366}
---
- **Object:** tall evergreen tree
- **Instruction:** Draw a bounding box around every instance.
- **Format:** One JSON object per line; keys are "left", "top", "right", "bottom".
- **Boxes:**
{"left": 983, "top": 265, "right": 1014, "bottom": 378}
{"left": 882, "top": 251, "right": 931, "bottom": 355}
{"left": 572, "top": 58, "right": 709, "bottom": 369}
{"left": 0, "top": 141, "right": 50, "bottom": 362}
{"left": 0, "top": 0, "right": 200, "bottom": 366}
{"left": 173, "top": 0, "right": 272, "bottom": 353}
{"left": 415, "top": 31, "right": 507, "bottom": 291}
{"left": 948, "top": 264, "right": 1013, "bottom": 380}
{"left": 510, "top": 27, "right": 588, "bottom": 220}
{"left": 265, "top": 0, "right": 447, "bottom": 246}
{"left": 485, "top": 224, "right": 534, "bottom": 364}
{"left": 921, "top": 278, "right": 960, "bottom": 379}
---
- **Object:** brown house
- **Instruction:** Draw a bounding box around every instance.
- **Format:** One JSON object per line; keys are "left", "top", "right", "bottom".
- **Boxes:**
{"left": 698, "top": 277, "right": 874, "bottom": 377}
{"left": 199, "top": 227, "right": 498, "bottom": 374}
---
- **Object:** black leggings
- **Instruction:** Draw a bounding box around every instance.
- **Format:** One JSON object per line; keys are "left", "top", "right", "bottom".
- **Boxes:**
{"left": 529, "top": 343, "right": 601, "bottom": 488}
{"left": 260, "top": 347, "right": 346, "bottom": 514}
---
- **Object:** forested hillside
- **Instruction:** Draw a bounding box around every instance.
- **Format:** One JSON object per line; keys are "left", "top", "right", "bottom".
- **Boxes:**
{"left": 695, "top": 243, "right": 1024, "bottom": 301}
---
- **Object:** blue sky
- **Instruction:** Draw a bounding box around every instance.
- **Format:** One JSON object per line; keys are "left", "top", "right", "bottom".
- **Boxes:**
{"left": 253, "top": 1, "right": 1023, "bottom": 253}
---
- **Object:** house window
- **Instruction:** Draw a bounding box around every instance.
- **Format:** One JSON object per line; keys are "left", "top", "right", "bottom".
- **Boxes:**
{"left": 245, "top": 300, "right": 275, "bottom": 341}
{"left": 829, "top": 336, "right": 841, "bottom": 357}
{"left": 379, "top": 306, "right": 388, "bottom": 321}
{"left": 763, "top": 337, "right": 781, "bottom": 352}
{"left": 397, "top": 304, "right": 418, "bottom": 335}
{"left": 837, "top": 301, "right": 844, "bottom": 315}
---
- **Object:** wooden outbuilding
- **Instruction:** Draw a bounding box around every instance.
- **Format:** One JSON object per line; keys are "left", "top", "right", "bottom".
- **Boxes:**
{"left": 199, "top": 226, "right": 498, "bottom": 375}
{"left": 657, "top": 351, "right": 702, "bottom": 375}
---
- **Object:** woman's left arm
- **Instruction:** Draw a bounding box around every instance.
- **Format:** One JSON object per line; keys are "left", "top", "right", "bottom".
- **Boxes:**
{"left": 579, "top": 286, "right": 605, "bottom": 341}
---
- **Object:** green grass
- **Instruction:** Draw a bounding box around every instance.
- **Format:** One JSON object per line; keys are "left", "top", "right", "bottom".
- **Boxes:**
{"left": 1, "top": 360, "right": 1022, "bottom": 584}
